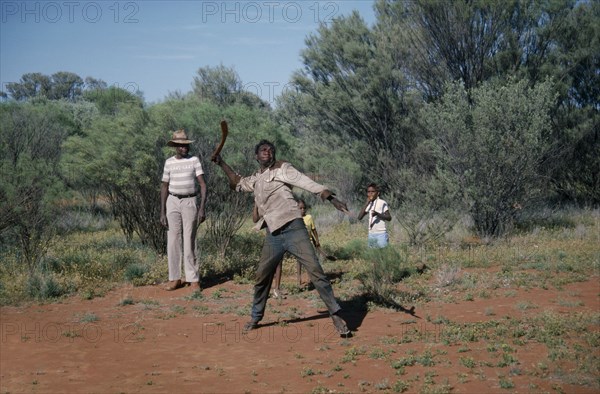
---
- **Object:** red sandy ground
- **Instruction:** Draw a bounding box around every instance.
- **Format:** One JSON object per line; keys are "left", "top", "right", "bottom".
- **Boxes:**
{"left": 1, "top": 274, "right": 599, "bottom": 393}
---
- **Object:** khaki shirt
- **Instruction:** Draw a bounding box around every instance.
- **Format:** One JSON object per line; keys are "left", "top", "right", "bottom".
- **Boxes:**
{"left": 236, "top": 162, "right": 326, "bottom": 232}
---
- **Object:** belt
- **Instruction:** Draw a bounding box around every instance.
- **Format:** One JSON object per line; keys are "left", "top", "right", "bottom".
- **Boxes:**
{"left": 169, "top": 192, "right": 197, "bottom": 199}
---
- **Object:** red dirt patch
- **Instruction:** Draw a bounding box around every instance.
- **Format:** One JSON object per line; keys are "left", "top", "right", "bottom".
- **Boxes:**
{"left": 1, "top": 276, "right": 599, "bottom": 393}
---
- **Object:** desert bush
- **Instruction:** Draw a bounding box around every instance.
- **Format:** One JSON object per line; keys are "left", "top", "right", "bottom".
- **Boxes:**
{"left": 514, "top": 205, "right": 582, "bottom": 232}
{"left": 421, "top": 78, "right": 556, "bottom": 237}
{"left": 336, "top": 239, "right": 367, "bottom": 261}
{"left": 203, "top": 186, "right": 252, "bottom": 260}
{"left": 434, "top": 263, "right": 462, "bottom": 288}
{"left": 61, "top": 99, "right": 166, "bottom": 252}
{"left": 111, "top": 250, "right": 138, "bottom": 271}
{"left": 124, "top": 263, "right": 149, "bottom": 283}
{"left": 0, "top": 100, "right": 75, "bottom": 272}
{"left": 26, "top": 271, "right": 70, "bottom": 301}
{"left": 200, "top": 231, "right": 262, "bottom": 280}
{"left": 397, "top": 166, "right": 462, "bottom": 246}
{"left": 357, "top": 245, "right": 413, "bottom": 305}
{"left": 54, "top": 205, "right": 112, "bottom": 234}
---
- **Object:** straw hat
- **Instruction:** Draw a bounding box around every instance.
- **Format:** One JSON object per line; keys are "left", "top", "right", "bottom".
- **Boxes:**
{"left": 167, "top": 129, "right": 194, "bottom": 146}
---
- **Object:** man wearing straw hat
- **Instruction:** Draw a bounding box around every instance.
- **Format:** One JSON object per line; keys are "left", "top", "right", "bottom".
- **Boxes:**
{"left": 160, "top": 129, "right": 207, "bottom": 291}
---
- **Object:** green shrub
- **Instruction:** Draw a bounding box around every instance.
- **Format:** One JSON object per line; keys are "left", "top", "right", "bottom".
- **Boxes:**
{"left": 200, "top": 232, "right": 261, "bottom": 280}
{"left": 124, "top": 263, "right": 149, "bottom": 283}
{"left": 26, "top": 272, "right": 67, "bottom": 300}
{"left": 336, "top": 239, "right": 366, "bottom": 260}
{"left": 421, "top": 79, "right": 555, "bottom": 237}
{"left": 357, "top": 246, "right": 413, "bottom": 304}
{"left": 112, "top": 251, "right": 138, "bottom": 271}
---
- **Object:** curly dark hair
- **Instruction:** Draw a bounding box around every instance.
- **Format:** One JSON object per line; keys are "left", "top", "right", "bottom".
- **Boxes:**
{"left": 254, "top": 140, "right": 276, "bottom": 155}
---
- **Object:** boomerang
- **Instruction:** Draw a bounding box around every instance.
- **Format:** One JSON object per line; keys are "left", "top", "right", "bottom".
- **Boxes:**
{"left": 211, "top": 120, "right": 228, "bottom": 161}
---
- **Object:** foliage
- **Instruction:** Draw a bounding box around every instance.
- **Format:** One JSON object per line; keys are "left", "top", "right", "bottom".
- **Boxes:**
{"left": 193, "top": 64, "right": 243, "bottom": 107}
{"left": 124, "top": 263, "right": 150, "bottom": 283}
{"left": 193, "top": 64, "right": 269, "bottom": 109}
{"left": 356, "top": 245, "right": 414, "bottom": 305}
{"left": 375, "top": 0, "right": 599, "bottom": 206}
{"left": 62, "top": 98, "right": 166, "bottom": 251}
{"left": 6, "top": 71, "right": 85, "bottom": 101}
{"left": 421, "top": 79, "right": 555, "bottom": 237}
{"left": 537, "top": 0, "right": 600, "bottom": 205}
{"left": 200, "top": 231, "right": 262, "bottom": 281}
{"left": 289, "top": 11, "right": 420, "bottom": 197}
{"left": 0, "top": 100, "right": 75, "bottom": 271}
{"left": 83, "top": 86, "right": 143, "bottom": 115}
{"left": 26, "top": 271, "right": 68, "bottom": 300}
{"left": 397, "top": 166, "right": 462, "bottom": 246}
{"left": 274, "top": 90, "right": 363, "bottom": 201}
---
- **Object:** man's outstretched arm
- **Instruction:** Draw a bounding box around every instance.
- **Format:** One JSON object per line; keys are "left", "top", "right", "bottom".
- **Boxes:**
{"left": 212, "top": 154, "right": 241, "bottom": 190}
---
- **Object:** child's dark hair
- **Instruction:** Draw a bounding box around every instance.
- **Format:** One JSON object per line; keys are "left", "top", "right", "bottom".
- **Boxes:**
{"left": 296, "top": 198, "right": 309, "bottom": 209}
{"left": 367, "top": 183, "right": 379, "bottom": 192}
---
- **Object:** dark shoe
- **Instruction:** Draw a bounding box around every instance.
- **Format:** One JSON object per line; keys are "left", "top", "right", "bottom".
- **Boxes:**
{"left": 164, "top": 279, "right": 183, "bottom": 291}
{"left": 242, "top": 319, "right": 260, "bottom": 333}
{"left": 331, "top": 313, "right": 350, "bottom": 337}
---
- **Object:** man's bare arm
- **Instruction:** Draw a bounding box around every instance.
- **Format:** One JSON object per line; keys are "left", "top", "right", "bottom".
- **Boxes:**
{"left": 212, "top": 155, "right": 241, "bottom": 190}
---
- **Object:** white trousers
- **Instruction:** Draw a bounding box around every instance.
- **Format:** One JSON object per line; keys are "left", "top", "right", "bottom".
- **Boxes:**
{"left": 166, "top": 195, "right": 199, "bottom": 282}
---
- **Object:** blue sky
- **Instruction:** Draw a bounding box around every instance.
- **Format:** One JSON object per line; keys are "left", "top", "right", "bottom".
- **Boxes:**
{"left": 1, "top": 1, "right": 376, "bottom": 105}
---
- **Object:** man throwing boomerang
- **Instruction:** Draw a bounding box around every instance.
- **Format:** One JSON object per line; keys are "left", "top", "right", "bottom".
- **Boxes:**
{"left": 212, "top": 139, "right": 351, "bottom": 336}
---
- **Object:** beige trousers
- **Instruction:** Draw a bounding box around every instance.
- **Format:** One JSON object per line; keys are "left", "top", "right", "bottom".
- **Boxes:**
{"left": 166, "top": 195, "right": 199, "bottom": 282}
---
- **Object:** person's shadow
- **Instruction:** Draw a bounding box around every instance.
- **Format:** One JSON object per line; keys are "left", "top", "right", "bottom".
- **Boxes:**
{"left": 199, "top": 273, "right": 232, "bottom": 289}
{"left": 338, "top": 294, "right": 419, "bottom": 334}
{"left": 258, "top": 293, "right": 419, "bottom": 339}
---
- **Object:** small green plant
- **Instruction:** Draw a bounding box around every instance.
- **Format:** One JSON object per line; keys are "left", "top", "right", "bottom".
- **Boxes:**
{"left": 185, "top": 291, "right": 204, "bottom": 301}
{"left": 192, "top": 305, "right": 209, "bottom": 315}
{"left": 499, "top": 377, "right": 514, "bottom": 389}
{"left": 119, "top": 297, "right": 135, "bottom": 306}
{"left": 369, "top": 347, "right": 388, "bottom": 359}
{"left": 212, "top": 288, "right": 225, "bottom": 299}
{"left": 392, "top": 379, "right": 410, "bottom": 393}
{"left": 78, "top": 312, "right": 99, "bottom": 323}
{"left": 170, "top": 305, "right": 186, "bottom": 315}
{"left": 497, "top": 352, "right": 518, "bottom": 367}
{"left": 459, "top": 356, "right": 476, "bottom": 368}
{"left": 301, "top": 367, "right": 316, "bottom": 377}
{"left": 435, "top": 264, "right": 462, "bottom": 288}
{"left": 516, "top": 301, "right": 538, "bottom": 310}
{"left": 392, "top": 356, "right": 416, "bottom": 368}
{"left": 123, "top": 263, "right": 148, "bottom": 283}
{"left": 417, "top": 350, "right": 435, "bottom": 366}
{"left": 62, "top": 330, "right": 81, "bottom": 338}
{"left": 374, "top": 378, "right": 391, "bottom": 390}
{"left": 341, "top": 346, "right": 366, "bottom": 363}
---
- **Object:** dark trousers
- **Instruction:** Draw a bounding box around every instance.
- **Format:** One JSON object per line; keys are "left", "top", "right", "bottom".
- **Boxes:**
{"left": 250, "top": 218, "right": 341, "bottom": 321}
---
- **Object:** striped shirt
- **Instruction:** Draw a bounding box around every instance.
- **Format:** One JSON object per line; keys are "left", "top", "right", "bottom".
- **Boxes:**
{"left": 162, "top": 156, "right": 204, "bottom": 195}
